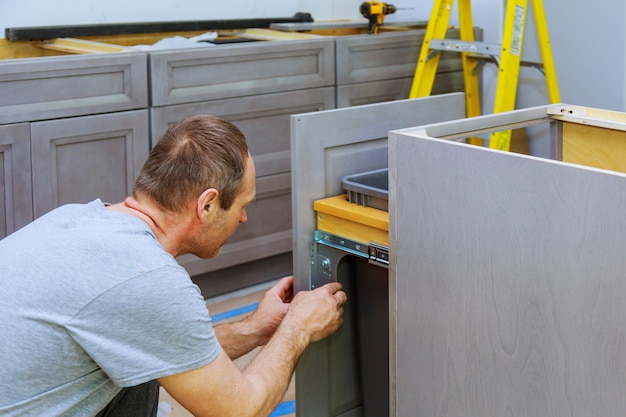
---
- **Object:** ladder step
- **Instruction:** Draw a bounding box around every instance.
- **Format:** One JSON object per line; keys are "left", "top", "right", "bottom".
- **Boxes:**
{"left": 429, "top": 39, "right": 501, "bottom": 55}
{"left": 428, "top": 39, "right": 545, "bottom": 70}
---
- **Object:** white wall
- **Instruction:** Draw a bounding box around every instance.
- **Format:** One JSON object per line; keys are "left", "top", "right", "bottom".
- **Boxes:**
{"left": 519, "top": 0, "right": 626, "bottom": 112}
{"left": 0, "top": 0, "right": 429, "bottom": 34}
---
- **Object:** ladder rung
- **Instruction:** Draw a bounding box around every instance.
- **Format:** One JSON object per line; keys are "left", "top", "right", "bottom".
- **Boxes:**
{"left": 428, "top": 39, "right": 544, "bottom": 70}
{"left": 430, "top": 39, "right": 501, "bottom": 55}
{"left": 469, "top": 55, "right": 545, "bottom": 70}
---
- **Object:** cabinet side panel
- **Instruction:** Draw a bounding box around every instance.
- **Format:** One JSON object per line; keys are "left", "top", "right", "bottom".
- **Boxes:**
{"left": 391, "top": 135, "right": 626, "bottom": 417}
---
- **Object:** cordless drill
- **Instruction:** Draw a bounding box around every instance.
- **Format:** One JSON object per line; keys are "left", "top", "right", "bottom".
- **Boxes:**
{"left": 359, "top": 1, "right": 397, "bottom": 34}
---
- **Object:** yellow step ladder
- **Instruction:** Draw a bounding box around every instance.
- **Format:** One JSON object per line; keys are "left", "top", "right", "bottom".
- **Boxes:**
{"left": 409, "top": 0, "right": 560, "bottom": 150}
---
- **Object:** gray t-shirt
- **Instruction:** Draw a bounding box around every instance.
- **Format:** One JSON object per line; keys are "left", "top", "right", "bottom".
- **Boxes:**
{"left": 0, "top": 200, "right": 221, "bottom": 416}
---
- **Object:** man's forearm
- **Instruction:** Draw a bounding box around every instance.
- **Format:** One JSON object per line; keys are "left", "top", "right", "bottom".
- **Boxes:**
{"left": 214, "top": 317, "right": 263, "bottom": 360}
{"left": 239, "top": 321, "right": 310, "bottom": 415}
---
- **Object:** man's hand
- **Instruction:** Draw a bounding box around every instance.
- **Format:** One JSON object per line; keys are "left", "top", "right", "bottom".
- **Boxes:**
{"left": 247, "top": 276, "right": 294, "bottom": 345}
{"left": 280, "top": 281, "right": 347, "bottom": 344}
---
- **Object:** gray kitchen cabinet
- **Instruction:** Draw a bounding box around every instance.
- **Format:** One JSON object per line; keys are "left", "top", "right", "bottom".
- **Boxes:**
{"left": 30, "top": 110, "right": 150, "bottom": 218}
{"left": 0, "top": 48, "right": 150, "bottom": 238}
{"left": 0, "top": 123, "right": 32, "bottom": 239}
{"left": 291, "top": 93, "right": 466, "bottom": 417}
{"left": 292, "top": 98, "right": 626, "bottom": 417}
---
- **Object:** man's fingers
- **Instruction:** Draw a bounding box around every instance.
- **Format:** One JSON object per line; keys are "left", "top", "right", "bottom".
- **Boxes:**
{"left": 334, "top": 289, "right": 347, "bottom": 305}
{"left": 319, "top": 281, "right": 343, "bottom": 295}
{"left": 270, "top": 276, "right": 294, "bottom": 302}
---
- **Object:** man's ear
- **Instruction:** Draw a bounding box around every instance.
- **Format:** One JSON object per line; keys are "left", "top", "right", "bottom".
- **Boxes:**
{"left": 197, "top": 188, "right": 220, "bottom": 221}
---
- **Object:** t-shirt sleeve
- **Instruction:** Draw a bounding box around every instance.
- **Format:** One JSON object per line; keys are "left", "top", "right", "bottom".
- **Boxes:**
{"left": 65, "top": 265, "right": 221, "bottom": 387}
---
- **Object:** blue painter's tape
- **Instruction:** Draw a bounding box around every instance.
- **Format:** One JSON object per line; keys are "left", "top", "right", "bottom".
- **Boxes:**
{"left": 270, "top": 400, "right": 296, "bottom": 416}
{"left": 211, "top": 302, "right": 259, "bottom": 323}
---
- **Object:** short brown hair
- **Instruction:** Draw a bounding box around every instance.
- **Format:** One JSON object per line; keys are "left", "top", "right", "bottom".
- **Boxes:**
{"left": 134, "top": 115, "right": 249, "bottom": 212}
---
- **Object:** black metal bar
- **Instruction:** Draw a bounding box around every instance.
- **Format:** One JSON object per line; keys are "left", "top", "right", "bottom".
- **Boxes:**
{"left": 5, "top": 13, "right": 314, "bottom": 41}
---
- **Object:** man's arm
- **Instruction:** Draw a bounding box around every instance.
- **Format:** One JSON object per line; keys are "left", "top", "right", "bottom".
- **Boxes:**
{"left": 158, "top": 281, "right": 346, "bottom": 417}
{"left": 213, "top": 276, "right": 293, "bottom": 360}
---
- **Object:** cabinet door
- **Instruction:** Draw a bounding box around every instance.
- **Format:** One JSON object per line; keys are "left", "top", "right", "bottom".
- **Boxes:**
{"left": 0, "top": 123, "right": 32, "bottom": 238}
{"left": 30, "top": 110, "right": 149, "bottom": 218}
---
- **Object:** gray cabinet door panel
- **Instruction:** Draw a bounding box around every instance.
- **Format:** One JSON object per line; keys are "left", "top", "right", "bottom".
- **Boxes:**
{"left": 389, "top": 133, "right": 626, "bottom": 416}
{"left": 0, "top": 123, "right": 32, "bottom": 238}
{"left": 151, "top": 86, "right": 335, "bottom": 178}
{"left": 30, "top": 110, "right": 149, "bottom": 218}
{"left": 178, "top": 171, "right": 292, "bottom": 276}
{"left": 335, "top": 28, "right": 478, "bottom": 85}
{"left": 290, "top": 93, "right": 466, "bottom": 417}
{"left": 0, "top": 53, "right": 148, "bottom": 125}
{"left": 149, "top": 39, "right": 335, "bottom": 106}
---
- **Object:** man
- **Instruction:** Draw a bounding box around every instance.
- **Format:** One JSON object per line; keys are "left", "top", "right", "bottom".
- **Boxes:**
{"left": 0, "top": 115, "right": 346, "bottom": 416}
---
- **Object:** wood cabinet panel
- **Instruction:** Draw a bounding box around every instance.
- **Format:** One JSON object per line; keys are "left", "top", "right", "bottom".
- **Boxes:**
{"left": 0, "top": 123, "right": 32, "bottom": 238}
{"left": 30, "top": 110, "right": 149, "bottom": 218}
{"left": 0, "top": 52, "right": 148, "bottom": 125}
{"left": 149, "top": 39, "right": 335, "bottom": 106}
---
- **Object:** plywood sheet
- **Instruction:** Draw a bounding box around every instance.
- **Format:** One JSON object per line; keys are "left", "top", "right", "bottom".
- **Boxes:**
{"left": 563, "top": 122, "right": 626, "bottom": 173}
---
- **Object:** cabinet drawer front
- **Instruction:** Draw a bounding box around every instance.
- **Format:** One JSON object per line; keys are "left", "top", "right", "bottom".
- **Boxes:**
{"left": 0, "top": 52, "right": 148, "bottom": 125}
{"left": 335, "top": 28, "right": 480, "bottom": 85}
{"left": 337, "top": 74, "right": 465, "bottom": 108}
{"left": 0, "top": 123, "right": 32, "bottom": 238}
{"left": 149, "top": 39, "right": 335, "bottom": 106}
{"left": 178, "top": 171, "right": 292, "bottom": 276}
{"left": 151, "top": 86, "right": 335, "bottom": 177}
{"left": 30, "top": 110, "right": 149, "bottom": 218}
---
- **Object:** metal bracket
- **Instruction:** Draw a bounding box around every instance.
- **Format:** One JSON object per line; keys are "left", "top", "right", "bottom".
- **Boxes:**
{"left": 311, "top": 255, "right": 333, "bottom": 290}
{"left": 314, "top": 230, "right": 389, "bottom": 269}
{"left": 368, "top": 242, "right": 390, "bottom": 268}
{"left": 314, "top": 230, "right": 369, "bottom": 259}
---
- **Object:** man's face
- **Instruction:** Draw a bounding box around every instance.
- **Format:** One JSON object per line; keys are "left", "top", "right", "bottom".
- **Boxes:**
{"left": 193, "top": 154, "right": 256, "bottom": 259}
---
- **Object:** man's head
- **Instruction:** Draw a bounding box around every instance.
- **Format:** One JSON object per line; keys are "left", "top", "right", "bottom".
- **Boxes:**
{"left": 134, "top": 115, "right": 249, "bottom": 213}
{"left": 134, "top": 115, "right": 256, "bottom": 258}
